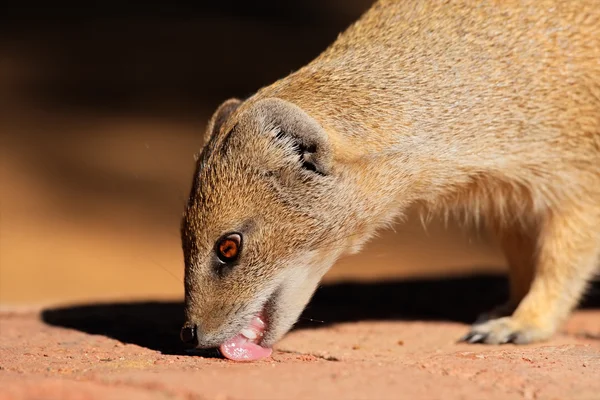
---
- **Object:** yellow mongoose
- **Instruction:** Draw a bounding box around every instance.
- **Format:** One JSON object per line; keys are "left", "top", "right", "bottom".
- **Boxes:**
{"left": 180, "top": 0, "right": 600, "bottom": 361}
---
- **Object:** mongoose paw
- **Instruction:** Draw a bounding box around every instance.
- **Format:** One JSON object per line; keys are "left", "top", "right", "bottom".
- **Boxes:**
{"left": 459, "top": 316, "right": 553, "bottom": 345}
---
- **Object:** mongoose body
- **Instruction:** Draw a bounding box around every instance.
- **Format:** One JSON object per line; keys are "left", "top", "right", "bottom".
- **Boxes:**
{"left": 181, "top": 0, "right": 600, "bottom": 361}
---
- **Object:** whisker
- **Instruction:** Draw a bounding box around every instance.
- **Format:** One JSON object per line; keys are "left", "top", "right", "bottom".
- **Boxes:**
{"left": 147, "top": 259, "right": 184, "bottom": 285}
{"left": 298, "top": 316, "right": 325, "bottom": 323}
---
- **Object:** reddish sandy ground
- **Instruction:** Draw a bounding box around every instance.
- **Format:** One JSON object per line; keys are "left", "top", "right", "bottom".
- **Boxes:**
{"left": 1, "top": 6, "right": 599, "bottom": 399}
{"left": 1, "top": 308, "right": 599, "bottom": 400}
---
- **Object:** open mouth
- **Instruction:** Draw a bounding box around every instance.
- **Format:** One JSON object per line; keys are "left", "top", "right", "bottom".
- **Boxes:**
{"left": 218, "top": 308, "right": 272, "bottom": 362}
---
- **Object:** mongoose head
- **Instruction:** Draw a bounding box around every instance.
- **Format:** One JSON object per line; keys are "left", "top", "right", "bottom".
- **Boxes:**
{"left": 180, "top": 97, "right": 370, "bottom": 361}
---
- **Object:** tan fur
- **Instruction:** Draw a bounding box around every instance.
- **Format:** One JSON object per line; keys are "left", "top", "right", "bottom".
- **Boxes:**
{"left": 182, "top": 0, "right": 600, "bottom": 348}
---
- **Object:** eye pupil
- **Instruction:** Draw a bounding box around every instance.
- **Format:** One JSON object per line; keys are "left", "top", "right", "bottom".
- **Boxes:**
{"left": 219, "top": 240, "right": 237, "bottom": 258}
{"left": 216, "top": 233, "right": 242, "bottom": 263}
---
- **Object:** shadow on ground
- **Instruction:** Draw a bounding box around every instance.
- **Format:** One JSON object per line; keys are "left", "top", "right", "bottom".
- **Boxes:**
{"left": 42, "top": 276, "right": 600, "bottom": 354}
{"left": 40, "top": 275, "right": 600, "bottom": 356}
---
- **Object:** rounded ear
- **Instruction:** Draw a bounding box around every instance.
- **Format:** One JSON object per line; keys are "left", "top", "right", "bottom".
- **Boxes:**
{"left": 205, "top": 98, "right": 242, "bottom": 142}
{"left": 252, "top": 98, "right": 332, "bottom": 175}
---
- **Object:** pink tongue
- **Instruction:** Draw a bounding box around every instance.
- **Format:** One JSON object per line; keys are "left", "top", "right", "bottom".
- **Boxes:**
{"left": 219, "top": 335, "right": 272, "bottom": 362}
{"left": 218, "top": 313, "right": 272, "bottom": 362}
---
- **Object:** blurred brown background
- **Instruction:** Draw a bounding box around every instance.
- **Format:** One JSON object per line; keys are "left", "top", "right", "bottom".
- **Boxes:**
{"left": 0, "top": 1, "right": 504, "bottom": 307}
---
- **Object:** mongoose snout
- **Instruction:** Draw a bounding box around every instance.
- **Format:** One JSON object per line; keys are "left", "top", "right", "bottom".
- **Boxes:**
{"left": 181, "top": 0, "right": 600, "bottom": 361}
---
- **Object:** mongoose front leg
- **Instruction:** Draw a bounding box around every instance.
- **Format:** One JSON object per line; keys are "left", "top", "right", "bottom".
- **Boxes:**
{"left": 474, "top": 225, "right": 537, "bottom": 324}
{"left": 463, "top": 201, "right": 600, "bottom": 344}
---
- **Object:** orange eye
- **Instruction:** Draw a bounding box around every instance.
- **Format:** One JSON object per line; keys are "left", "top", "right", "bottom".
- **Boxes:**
{"left": 215, "top": 233, "right": 242, "bottom": 263}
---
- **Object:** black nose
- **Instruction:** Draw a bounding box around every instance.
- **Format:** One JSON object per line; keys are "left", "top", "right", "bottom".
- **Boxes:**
{"left": 180, "top": 325, "right": 197, "bottom": 345}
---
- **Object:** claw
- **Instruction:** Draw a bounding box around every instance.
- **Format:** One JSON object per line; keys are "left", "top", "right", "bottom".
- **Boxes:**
{"left": 458, "top": 333, "right": 471, "bottom": 343}
{"left": 506, "top": 332, "right": 520, "bottom": 344}
{"left": 458, "top": 332, "right": 485, "bottom": 343}
{"left": 468, "top": 333, "right": 485, "bottom": 343}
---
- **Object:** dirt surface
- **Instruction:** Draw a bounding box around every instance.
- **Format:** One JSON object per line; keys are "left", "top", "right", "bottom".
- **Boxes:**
{"left": 1, "top": 307, "right": 599, "bottom": 400}
{"left": 1, "top": 2, "right": 599, "bottom": 399}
